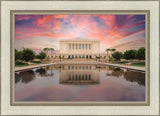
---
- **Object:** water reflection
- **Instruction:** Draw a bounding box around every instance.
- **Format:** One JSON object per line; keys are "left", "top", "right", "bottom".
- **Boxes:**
{"left": 15, "top": 65, "right": 145, "bottom": 101}
{"left": 15, "top": 67, "right": 55, "bottom": 84}
{"left": 123, "top": 71, "right": 145, "bottom": 86}
{"left": 59, "top": 65, "right": 100, "bottom": 85}
{"left": 106, "top": 67, "right": 124, "bottom": 77}
{"left": 36, "top": 68, "right": 46, "bottom": 75}
{"left": 15, "top": 65, "right": 145, "bottom": 86}
{"left": 106, "top": 66, "right": 145, "bottom": 86}
{"left": 15, "top": 70, "right": 35, "bottom": 83}
{"left": 36, "top": 67, "right": 54, "bottom": 77}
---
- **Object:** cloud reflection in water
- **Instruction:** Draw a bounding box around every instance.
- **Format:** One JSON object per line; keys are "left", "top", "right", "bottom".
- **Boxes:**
{"left": 15, "top": 65, "right": 145, "bottom": 101}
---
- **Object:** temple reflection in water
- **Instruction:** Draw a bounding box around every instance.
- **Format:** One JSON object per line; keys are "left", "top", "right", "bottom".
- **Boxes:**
{"left": 57, "top": 65, "right": 100, "bottom": 85}
{"left": 15, "top": 64, "right": 145, "bottom": 101}
{"left": 15, "top": 65, "right": 145, "bottom": 86}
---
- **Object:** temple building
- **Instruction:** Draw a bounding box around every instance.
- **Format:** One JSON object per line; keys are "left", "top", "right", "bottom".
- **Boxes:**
{"left": 60, "top": 39, "right": 100, "bottom": 59}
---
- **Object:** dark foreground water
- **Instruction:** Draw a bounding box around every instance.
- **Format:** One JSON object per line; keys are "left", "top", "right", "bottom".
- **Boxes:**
{"left": 15, "top": 65, "right": 145, "bottom": 101}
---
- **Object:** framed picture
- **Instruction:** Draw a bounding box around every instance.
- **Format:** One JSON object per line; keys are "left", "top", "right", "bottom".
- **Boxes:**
{"left": 0, "top": 0, "right": 159, "bottom": 115}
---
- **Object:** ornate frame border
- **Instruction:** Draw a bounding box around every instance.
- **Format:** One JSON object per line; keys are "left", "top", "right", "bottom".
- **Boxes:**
{"left": 10, "top": 10, "right": 150, "bottom": 106}
{"left": 0, "top": 0, "right": 159, "bottom": 115}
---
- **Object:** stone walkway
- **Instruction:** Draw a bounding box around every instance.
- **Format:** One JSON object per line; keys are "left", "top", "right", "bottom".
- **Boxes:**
{"left": 15, "top": 63, "right": 55, "bottom": 72}
{"left": 105, "top": 63, "right": 145, "bottom": 72}
{"left": 15, "top": 60, "right": 145, "bottom": 72}
{"left": 55, "top": 61, "right": 145, "bottom": 72}
{"left": 55, "top": 60, "right": 104, "bottom": 64}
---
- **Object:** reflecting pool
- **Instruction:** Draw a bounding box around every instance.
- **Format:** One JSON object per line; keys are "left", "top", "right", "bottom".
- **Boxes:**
{"left": 15, "top": 65, "right": 145, "bottom": 101}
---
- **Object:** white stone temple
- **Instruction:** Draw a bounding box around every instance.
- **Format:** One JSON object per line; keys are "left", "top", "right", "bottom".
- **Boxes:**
{"left": 60, "top": 39, "right": 100, "bottom": 59}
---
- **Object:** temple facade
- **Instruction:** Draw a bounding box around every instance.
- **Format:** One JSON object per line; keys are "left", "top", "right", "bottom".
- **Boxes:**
{"left": 60, "top": 39, "right": 100, "bottom": 59}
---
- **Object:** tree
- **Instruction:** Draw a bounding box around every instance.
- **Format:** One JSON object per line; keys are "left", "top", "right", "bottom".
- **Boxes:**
{"left": 112, "top": 51, "right": 123, "bottom": 61}
{"left": 106, "top": 48, "right": 111, "bottom": 60}
{"left": 43, "top": 48, "right": 48, "bottom": 52}
{"left": 137, "top": 47, "right": 145, "bottom": 60}
{"left": 36, "top": 52, "right": 46, "bottom": 60}
{"left": 43, "top": 48, "right": 50, "bottom": 58}
{"left": 106, "top": 48, "right": 111, "bottom": 54}
{"left": 15, "top": 49, "right": 23, "bottom": 61}
{"left": 50, "top": 48, "right": 54, "bottom": 58}
{"left": 50, "top": 48, "right": 54, "bottom": 53}
{"left": 111, "top": 48, "right": 116, "bottom": 54}
{"left": 111, "top": 49, "right": 116, "bottom": 51}
{"left": 111, "top": 48, "right": 116, "bottom": 57}
{"left": 124, "top": 49, "right": 137, "bottom": 60}
{"left": 43, "top": 48, "right": 50, "bottom": 54}
{"left": 21, "top": 48, "right": 35, "bottom": 62}
{"left": 106, "top": 48, "right": 111, "bottom": 51}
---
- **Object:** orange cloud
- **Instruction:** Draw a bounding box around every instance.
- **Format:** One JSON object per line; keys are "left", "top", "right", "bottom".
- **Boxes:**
{"left": 15, "top": 15, "right": 145, "bottom": 52}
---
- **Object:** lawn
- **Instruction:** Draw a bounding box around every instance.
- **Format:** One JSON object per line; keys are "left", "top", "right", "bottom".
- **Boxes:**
{"left": 15, "top": 61, "right": 29, "bottom": 67}
{"left": 15, "top": 60, "right": 47, "bottom": 67}
{"left": 118, "top": 61, "right": 130, "bottom": 64}
{"left": 112, "top": 61, "right": 145, "bottom": 67}
{"left": 30, "top": 60, "right": 41, "bottom": 64}
{"left": 130, "top": 62, "right": 145, "bottom": 67}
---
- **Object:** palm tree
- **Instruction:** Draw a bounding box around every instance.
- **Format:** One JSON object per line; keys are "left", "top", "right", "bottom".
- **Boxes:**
{"left": 43, "top": 48, "right": 50, "bottom": 58}
{"left": 106, "top": 49, "right": 111, "bottom": 52}
{"left": 111, "top": 49, "right": 116, "bottom": 52}
{"left": 50, "top": 48, "right": 54, "bottom": 52}
{"left": 43, "top": 48, "right": 49, "bottom": 53}
{"left": 111, "top": 49, "right": 116, "bottom": 56}
{"left": 50, "top": 48, "right": 54, "bottom": 58}
{"left": 106, "top": 49, "right": 111, "bottom": 60}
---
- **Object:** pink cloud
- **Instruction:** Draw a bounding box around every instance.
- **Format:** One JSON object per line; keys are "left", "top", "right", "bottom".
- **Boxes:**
{"left": 15, "top": 15, "right": 145, "bottom": 52}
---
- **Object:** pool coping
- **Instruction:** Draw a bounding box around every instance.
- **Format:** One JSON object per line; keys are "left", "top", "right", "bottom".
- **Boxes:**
{"left": 14, "top": 62, "right": 145, "bottom": 72}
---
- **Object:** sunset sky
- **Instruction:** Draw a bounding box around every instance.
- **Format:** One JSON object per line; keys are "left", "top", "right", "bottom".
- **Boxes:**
{"left": 15, "top": 15, "right": 145, "bottom": 53}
